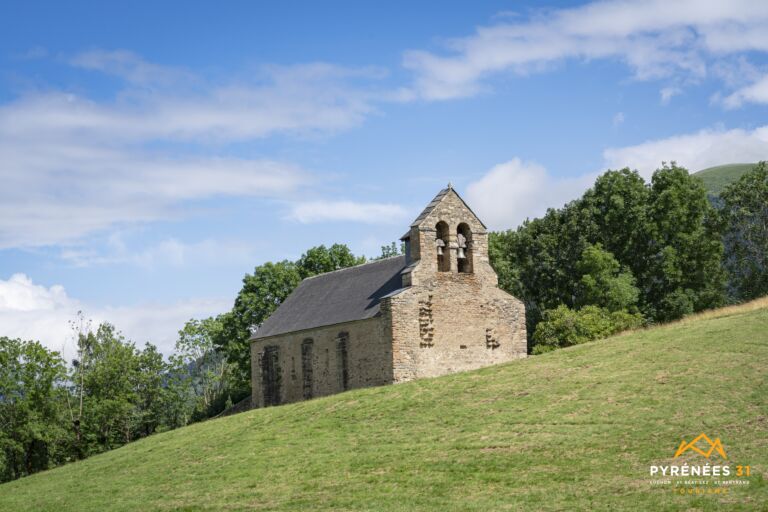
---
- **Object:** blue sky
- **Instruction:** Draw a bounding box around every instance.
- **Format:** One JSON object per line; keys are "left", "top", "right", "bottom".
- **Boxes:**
{"left": 1, "top": 0, "right": 767, "bottom": 356}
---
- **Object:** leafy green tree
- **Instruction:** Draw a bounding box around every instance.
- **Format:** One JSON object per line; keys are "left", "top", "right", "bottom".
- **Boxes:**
{"left": 173, "top": 317, "right": 233, "bottom": 419}
{"left": 581, "top": 168, "right": 651, "bottom": 286}
{"left": 576, "top": 243, "right": 639, "bottom": 312}
{"left": 76, "top": 323, "right": 139, "bottom": 450}
{"left": 296, "top": 244, "right": 365, "bottom": 279}
{"left": 0, "top": 337, "right": 68, "bottom": 482}
{"left": 643, "top": 163, "right": 726, "bottom": 320}
{"left": 720, "top": 162, "right": 768, "bottom": 300}
{"left": 134, "top": 344, "right": 169, "bottom": 437}
{"left": 374, "top": 241, "right": 405, "bottom": 260}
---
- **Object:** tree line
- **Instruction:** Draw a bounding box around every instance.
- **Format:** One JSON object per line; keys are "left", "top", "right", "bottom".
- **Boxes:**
{"left": 490, "top": 162, "right": 768, "bottom": 353}
{"left": 2, "top": 163, "right": 766, "bottom": 483}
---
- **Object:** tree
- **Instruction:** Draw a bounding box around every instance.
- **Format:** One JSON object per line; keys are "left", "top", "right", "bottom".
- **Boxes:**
{"left": 296, "top": 244, "right": 365, "bottom": 279}
{"left": 643, "top": 163, "right": 726, "bottom": 320}
{"left": 720, "top": 162, "right": 768, "bottom": 301}
{"left": 173, "top": 318, "right": 232, "bottom": 419}
{"left": 134, "top": 344, "right": 169, "bottom": 437}
{"left": 0, "top": 337, "right": 68, "bottom": 482}
{"left": 374, "top": 241, "right": 405, "bottom": 260}
{"left": 581, "top": 168, "right": 651, "bottom": 287}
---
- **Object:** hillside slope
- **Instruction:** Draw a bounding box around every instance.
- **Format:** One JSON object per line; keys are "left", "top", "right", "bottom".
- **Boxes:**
{"left": 1, "top": 301, "right": 767, "bottom": 511}
{"left": 694, "top": 163, "right": 757, "bottom": 195}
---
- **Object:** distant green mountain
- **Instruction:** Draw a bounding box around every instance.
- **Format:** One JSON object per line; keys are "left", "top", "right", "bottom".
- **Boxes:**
{"left": 694, "top": 163, "right": 758, "bottom": 195}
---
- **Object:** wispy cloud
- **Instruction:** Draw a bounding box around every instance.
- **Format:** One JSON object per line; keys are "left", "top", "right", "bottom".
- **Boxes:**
{"left": 403, "top": 0, "right": 768, "bottom": 102}
{"left": 0, "top": 51, "right": 405, "bottom": 249}
{"left": 70, "top": 49, "right": 193, "bottom": 86}
{"left": 60, "top": 235, "right": 260, "bottom": 269}
{"left": 288, "top": 200, "right": 408, "bottom": 224}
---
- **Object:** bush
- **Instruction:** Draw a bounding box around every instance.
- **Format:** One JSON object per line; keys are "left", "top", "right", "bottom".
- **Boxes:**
{"left": 532, "top": 305, "right": 644, "bottom": 354}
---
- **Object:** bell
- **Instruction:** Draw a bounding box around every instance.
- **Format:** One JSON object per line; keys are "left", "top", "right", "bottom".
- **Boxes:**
{"left": 435, "top": 238, "right": 446, "bottom": 255}
{"left": 457, "top": 247, "right": 466, "bottom": 259}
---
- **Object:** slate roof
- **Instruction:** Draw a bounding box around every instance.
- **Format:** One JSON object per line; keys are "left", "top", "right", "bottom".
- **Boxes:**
{"left": 251, "top": 255, "right": 408, "bottom": 340}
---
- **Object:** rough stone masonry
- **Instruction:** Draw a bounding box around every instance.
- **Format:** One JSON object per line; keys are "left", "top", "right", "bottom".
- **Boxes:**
{"left": 250, "top": 185, "right": 527, "bottom": 408}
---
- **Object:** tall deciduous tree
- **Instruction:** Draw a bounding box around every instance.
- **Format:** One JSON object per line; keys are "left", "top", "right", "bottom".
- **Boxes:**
{"left": 720, "top": 162, "right": 768, "bottom": 301}
{"left": 0, "top": 337, "right": 68, "bottom": 482}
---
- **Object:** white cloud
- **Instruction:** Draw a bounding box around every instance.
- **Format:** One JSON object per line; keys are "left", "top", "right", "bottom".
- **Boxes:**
{"left": 0, "top": 273, "right": 229, "bottom": 361}
{"left": 465, "top": 158, "right": 597, "bottom": 230}
{"left": 603, "top": 125, "right": 768, "bottom": 176}
{"left": 403, "top": 0, "right": 768, "bottom": 101}
{"left": 613, "top": 111, "right": 625, "bottom": 127}
{"left": 722, "top": 74, "right": 768, "bottom": 108}
{"left": 288, "top": 200, "right": 408, "bottom": 224}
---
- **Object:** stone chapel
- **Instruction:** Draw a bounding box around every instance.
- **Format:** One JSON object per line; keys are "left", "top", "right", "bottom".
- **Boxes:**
{"left": 250, "top": 185, "right": 527, "bottom": 407}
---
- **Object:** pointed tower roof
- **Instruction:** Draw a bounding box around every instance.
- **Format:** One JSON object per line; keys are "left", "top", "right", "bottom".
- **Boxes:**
{"left": 408, "top": 184, "right": 487, "bottom": 230}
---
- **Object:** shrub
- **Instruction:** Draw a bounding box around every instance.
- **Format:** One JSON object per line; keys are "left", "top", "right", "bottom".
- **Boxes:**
{"left": 532, "top": 305, "right": 644, "bottom": 354}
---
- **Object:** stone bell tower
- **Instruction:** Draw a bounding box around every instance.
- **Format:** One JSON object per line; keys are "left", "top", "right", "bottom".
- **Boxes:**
{"left": 399, "top": 183, "right": 497, "bottom": 289}
{"left": 384, "top": 184, "right": 527, "bottom": 382}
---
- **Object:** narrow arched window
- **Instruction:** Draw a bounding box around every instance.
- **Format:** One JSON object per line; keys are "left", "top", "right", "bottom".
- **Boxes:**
{"left": 435, "top": 221, "right": 450, "bottom": 272}
{"left": 301, "top": 338, "right": 314, "bottom": 399}
{"left": 336, "top": 332, "right": 349, "bottom": 391}
{"left": 457, "top": 223, "right": 473, "bottom": 273}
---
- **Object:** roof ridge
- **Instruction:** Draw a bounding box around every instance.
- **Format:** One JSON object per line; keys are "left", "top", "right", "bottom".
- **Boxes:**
{"left": 303, "top": 255, "right": 405, "bottom": 281}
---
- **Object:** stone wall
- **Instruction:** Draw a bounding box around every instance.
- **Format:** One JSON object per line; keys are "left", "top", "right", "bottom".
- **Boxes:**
{"left": 387, "top": 276, "right": 527, "bottom": 382}
{"left": 250, "top": 316, "right": 393, "bottom": 408}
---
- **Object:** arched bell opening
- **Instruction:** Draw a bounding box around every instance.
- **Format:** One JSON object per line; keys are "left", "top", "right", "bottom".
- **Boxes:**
{"left": 435, "top": 221, "right": 450, "bottom": 272}
{"left": 457, "top": 223, "right": 473, "bottom": 273}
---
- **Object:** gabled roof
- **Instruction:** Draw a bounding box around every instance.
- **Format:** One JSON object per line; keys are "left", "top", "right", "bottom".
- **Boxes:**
{"left": 408, "top": 185, "right": 487, "bottom": 230}
{"left": 251, "top": 256, "right": 407, "bottom": 340}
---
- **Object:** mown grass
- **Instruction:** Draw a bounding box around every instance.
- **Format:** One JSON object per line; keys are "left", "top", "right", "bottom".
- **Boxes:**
{"left": 1, "top": 301, "right": 767, "bottom": 511}
{"left": 694, "top": 163, "right": 758, "bottom": 195}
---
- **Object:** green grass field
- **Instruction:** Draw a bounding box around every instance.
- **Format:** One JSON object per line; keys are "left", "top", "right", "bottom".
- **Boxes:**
{"left": 1, "top": 301, "right": 767, "bottom": 511}
{"left": 694, "top": 163, "right": 758, "bottom": 195}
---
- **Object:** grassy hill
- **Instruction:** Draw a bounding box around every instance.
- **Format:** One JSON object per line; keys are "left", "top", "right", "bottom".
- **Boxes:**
{"left": 1, "top": 301, "right": 767, "bottom": 511}
{"left": 694, "top": 163, "right": 758, "bottom": 195}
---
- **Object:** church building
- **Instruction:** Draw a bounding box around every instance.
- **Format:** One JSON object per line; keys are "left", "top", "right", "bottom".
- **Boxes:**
{"left": 250, "top": 185, "right": 527, "bottom": 407}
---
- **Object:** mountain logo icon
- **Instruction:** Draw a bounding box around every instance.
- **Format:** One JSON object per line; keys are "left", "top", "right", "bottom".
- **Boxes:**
{"left": 673, "top": 433, "right": 728, "bottom": 459}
